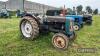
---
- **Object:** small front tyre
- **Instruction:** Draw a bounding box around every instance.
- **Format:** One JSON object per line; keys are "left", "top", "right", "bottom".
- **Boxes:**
{"left": 52, "top": 33, "right": 69, "bottom": 50}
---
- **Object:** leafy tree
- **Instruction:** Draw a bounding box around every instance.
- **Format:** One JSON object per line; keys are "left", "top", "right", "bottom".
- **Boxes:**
{"left": 86, "top": 6, "right": 92, "bottom": 14}
{"left": 89, "top": 9, "right": 93, "bottom": 14}
{"left": 76, "top": 5, "right": 83, "bottom": 14}
{"left": 67, "top": 8, "right": 73, "bottom": 15}
{"left": 93, "top": 9, "right": 98, "bottom": 14}
{"left": 86, "top": 6, "right": 91, "bottom": 12}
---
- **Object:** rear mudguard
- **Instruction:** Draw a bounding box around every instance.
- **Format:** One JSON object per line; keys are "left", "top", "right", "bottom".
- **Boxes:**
{"left": 23, "top": 14, "right": 40, "bottom": 24}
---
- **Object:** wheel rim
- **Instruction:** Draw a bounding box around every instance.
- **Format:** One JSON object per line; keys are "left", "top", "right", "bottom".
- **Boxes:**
{"left": 73, "top": 25, "right": 79, "bottom": 30}
{"left": 21, "top": 20, "right": 32, "bottom": 38}
{"left": 53, "top": 36, "right": 66, "bottom": 48}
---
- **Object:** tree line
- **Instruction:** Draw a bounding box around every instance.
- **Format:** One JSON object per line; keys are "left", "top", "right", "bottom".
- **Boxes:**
{"left": 67, "top": 5, "right": 99, "bottom": 15}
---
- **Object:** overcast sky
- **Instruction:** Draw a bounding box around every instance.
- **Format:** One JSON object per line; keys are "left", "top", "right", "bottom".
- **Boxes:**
{"left": 0, "top": 0, "right": 100, "bottom": 12}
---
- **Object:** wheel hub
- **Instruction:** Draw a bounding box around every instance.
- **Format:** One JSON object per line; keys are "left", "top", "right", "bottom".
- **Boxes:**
{"left": 21, "top": 20, "right": 32, "bottom": 38}
{"left": 25, "top": 23, "right": 32, "bottom": 34}
{"left": 74, "top": 25, "right": 79, "bottom": 30}
{"left": 54, "top": 36, "right": 65, "bottom": 48}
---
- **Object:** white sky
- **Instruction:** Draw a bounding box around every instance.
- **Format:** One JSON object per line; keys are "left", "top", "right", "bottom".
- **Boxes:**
{"left": 0, "top": 0, "right": 100, "bottom": 12}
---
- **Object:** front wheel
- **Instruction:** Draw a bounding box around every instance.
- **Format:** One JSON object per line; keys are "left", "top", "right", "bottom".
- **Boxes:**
{"left": 52, "top": 33, "right": 69, "bottom": 50}
{"left": 73, "top": 24, "right": 80, "bottom": 31}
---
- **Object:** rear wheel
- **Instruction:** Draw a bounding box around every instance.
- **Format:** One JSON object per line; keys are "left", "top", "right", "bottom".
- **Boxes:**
{"left": 86, "top": 20, "right": 92, "bottom": 25}
{"left": 20, "top": 16, "right": 39, "bottom": 40}
{"left": 52, "top": 33, "right": 69, "bottom": 50}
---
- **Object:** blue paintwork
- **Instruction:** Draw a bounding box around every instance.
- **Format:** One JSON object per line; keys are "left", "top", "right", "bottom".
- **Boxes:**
{"left": 65, "top": 17, "right": 74, "bottom": 36}
{"left": 66, "top": 15, "right": 83, "bottom": 28}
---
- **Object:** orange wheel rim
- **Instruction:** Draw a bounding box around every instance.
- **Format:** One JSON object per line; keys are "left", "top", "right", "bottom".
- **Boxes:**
{"left": 54, "top": 36, "right": 66, "bottom": 48}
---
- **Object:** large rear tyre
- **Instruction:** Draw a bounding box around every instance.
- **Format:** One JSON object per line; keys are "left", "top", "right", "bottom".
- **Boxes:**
{"left": 52, "top": 33, "right": 69, "bottom": 50}
{"left": 20, "top": 16, "right": 39, "bottom": 40}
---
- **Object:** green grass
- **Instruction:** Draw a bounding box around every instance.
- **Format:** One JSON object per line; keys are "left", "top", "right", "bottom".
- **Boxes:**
{"left": 0, "top": 15, "right": 100, "bottom": 56}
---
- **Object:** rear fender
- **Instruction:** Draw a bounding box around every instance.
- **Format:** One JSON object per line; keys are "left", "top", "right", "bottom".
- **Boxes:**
{"left": 24, "top": 14, "right": 40, "bottom": 24}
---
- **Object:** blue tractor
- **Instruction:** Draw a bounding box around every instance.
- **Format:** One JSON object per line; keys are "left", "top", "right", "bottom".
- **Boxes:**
{"left": 19, "top": 10, "right": 77, "bottom": 50}
{"left": 0, "top": 9, "right": 11, "bottom": 18}
{"left": 66, "top": 15, "right": 83, "bottom": 31}
{"left": 46, "top": 9, "right": 93, "bottom": 31}
{"left": 16, "top": 10, "right": 26, "bottom": 18}
{"left": 83, "top": 14, "right": 93, "bottom": 25}
{"left": 46, "top": 9, "right": 84, "bottom": 31}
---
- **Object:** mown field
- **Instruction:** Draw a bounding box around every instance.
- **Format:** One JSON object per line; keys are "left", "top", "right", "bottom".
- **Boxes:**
{"left": 0, "top": 15, "right": 100, "bottom": 56}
